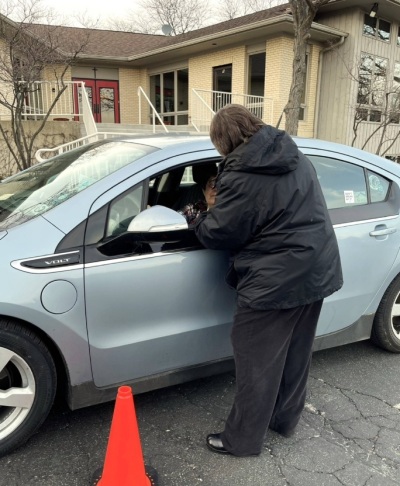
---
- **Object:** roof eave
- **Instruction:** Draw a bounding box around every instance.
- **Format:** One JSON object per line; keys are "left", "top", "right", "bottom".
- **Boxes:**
{"left": 74, "top": 14, "right": 348, "bottom": 66}
{"left": 129, "top": 15, "right": 347, "bottom": 62}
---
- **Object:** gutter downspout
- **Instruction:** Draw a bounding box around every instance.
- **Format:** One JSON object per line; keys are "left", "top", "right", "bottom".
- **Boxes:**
{"left": 314, "top": 35, "right": 346, "bottom": 139}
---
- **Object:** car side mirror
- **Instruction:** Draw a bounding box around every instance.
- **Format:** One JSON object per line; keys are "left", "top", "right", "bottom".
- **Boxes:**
{"left": 127, "top": 205, "right": 188, "bottom": 233}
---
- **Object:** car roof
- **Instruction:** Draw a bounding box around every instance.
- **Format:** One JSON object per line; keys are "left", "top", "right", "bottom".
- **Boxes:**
{"left": 115, "top": 133, "right": 213, "bottom": 150}
{"left": 116, "top": 133, "right": 400, "bottom": 174}
{"left": 294, "top": 136, "right": 400, "bottom": 177}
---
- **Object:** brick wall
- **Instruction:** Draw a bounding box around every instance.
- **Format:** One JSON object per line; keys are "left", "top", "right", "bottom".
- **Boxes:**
{"left": 119, "top": 68, "right": 143, "bottom": 124}
{"left": 189, "top": 46, "right": 247, "bottom": 112}
{"left": 188, "top": 39, "right": 317, "bottom": 137}
{"left": 265, "top": 37, "right": 318, "bottom": 137}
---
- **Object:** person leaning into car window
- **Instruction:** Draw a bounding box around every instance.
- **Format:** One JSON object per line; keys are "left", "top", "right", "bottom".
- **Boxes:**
{"left": 195, "top": 104, "right": 343, "bottom": 458}
{"left": 178, "top": 164, "right": 217, "bottom": 225}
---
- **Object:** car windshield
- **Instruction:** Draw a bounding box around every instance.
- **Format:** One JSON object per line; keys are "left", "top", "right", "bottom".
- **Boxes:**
{"left": 0, "top": 141, "right": 157, "bottom": 230}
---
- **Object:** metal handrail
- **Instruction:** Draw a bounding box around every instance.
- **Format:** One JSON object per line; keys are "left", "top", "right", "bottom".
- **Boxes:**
{"left": 137, "top": 87, "right": 169, "bottom": 133}
{"left": 191, "top": 89, "right": 215, "bottom": 132}
{"left": 80, "top": 82, "right": 97, "bottom": 136}
{"left": 35, "top": 131, "right": 138, "bottom": 162}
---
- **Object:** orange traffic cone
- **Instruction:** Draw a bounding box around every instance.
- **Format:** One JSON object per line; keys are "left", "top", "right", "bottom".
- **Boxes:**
{"left": 96, "top": 385, "right": 156, "bottom": 486}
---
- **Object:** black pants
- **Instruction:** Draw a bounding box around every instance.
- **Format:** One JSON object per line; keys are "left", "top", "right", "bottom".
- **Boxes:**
{"left": 221, "top": 300, "right": 323, "bottom": 456}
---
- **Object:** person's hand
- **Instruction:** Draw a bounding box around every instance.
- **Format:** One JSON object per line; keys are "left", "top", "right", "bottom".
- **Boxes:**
{"left": 204, "top": 176, "right": 217, "bottom": 209}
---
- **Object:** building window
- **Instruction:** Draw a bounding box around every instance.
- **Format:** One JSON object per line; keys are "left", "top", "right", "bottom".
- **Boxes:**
{"left": 357, "top": 53, "right": 388, "bottom": 122}
{"left": 390, "top": 62, "right": 400, "bottom": 123}
{"left": 247, "top": 52, "right": 266, "bottom": 119}
{"left": 248, "top": 53, "right": 265, "bottom": 96}
{"left": 363, "top": 14, "right": 391, "bottom": 42}
{"left": 149, "top": 69, "right": 188, "bottom": 125}
{"left": 212, "top": 64, "right": 232, "bottom": 111}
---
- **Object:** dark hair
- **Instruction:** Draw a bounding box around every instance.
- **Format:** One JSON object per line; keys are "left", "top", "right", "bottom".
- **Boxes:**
{"left": 192, "top": 162, "right": 218, "bottom": 190}
{"left": 210, "top": 104, "right": 265, "bottom": 156}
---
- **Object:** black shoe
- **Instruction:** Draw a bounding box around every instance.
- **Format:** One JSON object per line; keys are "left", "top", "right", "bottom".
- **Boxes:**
{"left": 206, "top": 433, "right": 231, "bottom": 455}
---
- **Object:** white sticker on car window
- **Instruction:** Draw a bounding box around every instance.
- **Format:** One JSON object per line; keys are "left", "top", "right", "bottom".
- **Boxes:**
{"left": 344, "top": 191, "right": 355, "bottom": 204}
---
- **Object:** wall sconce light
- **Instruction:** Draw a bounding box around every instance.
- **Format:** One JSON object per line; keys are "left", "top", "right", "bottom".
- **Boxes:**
{"left": 369, "top": 3, "right": 378, "bottom": 18}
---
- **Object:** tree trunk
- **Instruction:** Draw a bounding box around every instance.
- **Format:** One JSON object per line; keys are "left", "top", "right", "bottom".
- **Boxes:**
{"left": 284, "top": 0, "right": 331, "bottom": 135}
{"left": 284, "top": 29, "right": 309, "bottom": 135}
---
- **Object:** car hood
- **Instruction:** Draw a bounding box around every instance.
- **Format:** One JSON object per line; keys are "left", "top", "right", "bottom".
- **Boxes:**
{"left": 0, "top": 217, "right": 65, "bottom": 263}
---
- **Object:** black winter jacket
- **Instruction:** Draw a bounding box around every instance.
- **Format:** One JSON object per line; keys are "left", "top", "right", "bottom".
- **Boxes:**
{"left": 195, "top": 125, "right": 343, "bottom": 310}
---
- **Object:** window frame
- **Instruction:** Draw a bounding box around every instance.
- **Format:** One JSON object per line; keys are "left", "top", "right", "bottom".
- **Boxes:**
{"left": 149, "top": 68, "right": 189, "bottom": 126}
{"left": 363, "top": 14, "right": 391, "bottom": 43}
{"left": 306, "top": 153, "right": 399, "bottom": 226}
{"left": 357, "top": 53, "right": 388, "bottom": 123}
{"left": 390, "top": 61, "right": 400, "bottom": 124}
{"left": 82, "top": 157, "right": 221, "bottom": 262}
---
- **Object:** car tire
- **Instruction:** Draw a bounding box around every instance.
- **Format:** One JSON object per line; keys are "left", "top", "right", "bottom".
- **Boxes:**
{"left": 371, "top": 275, "right": 400, "bottom": 353}
{"left": 0, "top": 319, "right": 57, "bottom": 457}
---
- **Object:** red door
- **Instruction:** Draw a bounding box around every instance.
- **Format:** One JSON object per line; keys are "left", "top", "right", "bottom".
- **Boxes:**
{"left": 73, "top": 79, "right": 120, "bottom": 123}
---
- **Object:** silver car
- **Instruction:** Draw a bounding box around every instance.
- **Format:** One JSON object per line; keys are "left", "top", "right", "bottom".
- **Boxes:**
{"left": 1, "top": 135, "right": 400, "bottom": 457}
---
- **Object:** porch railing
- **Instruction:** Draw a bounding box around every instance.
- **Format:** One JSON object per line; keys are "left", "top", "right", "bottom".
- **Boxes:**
{"left": 33, "top": 85, "right": 275, "bottom": 160}
{"left": 191, "top": 89, "right": 274, "bottom": 133}
{"left": 21, "top": 81, "right": 80, "bottom": 120}
{"left": 21, "top": 80, "right": 98, "bottom": 138}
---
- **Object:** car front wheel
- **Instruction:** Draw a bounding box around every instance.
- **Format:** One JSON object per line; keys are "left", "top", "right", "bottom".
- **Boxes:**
{"left": 0, "top": 319, "right": 56, "bottom": 457}
{"left": 372, "top": 275, "right": 400, "bottom": 353}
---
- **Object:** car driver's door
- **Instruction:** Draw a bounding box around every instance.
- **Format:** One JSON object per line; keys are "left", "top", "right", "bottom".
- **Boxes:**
{"left": 83, "top": 162, "right": 235, "bottom": 388}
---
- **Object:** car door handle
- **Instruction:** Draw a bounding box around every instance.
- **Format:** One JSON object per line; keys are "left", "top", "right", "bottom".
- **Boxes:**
{"left": 369, "top": 227, "right": 397, "bottom": 237}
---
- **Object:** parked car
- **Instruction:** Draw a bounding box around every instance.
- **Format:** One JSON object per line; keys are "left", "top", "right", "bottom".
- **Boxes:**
{"left": 1, "top": 134, "right": 400, "bottom": 457}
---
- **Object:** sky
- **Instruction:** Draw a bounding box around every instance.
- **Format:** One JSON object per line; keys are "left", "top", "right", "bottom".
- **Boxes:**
{"left": 41, "top": 0, "right": 141, "bottom": 27}
{"left": 37, "top": 0, "right": 230, "bottom": 32}
{"left": 6, "top": 0, "right": 285, "bottom": 30}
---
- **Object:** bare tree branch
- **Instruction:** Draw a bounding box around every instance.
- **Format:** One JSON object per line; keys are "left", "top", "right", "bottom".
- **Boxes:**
{"left": 0, "top": 0, "right": 91, "bottom": 170}
{"left": 214, "top": 0, "right": 285, "bottom": 21}
{"left": 105, "top": 0, "right": 211, "bottom": 35}
{"left": 345, "top": 52, "right": 400, "bottom": 156}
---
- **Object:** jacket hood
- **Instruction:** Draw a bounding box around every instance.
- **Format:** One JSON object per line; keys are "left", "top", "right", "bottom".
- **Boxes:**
{"left": 224, "top": 125, "right": 299, "bottom": 175}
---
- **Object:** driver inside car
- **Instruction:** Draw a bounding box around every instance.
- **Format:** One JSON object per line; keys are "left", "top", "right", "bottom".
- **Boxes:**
{"left": 178, "top": 162, "right": 218, "bottom": 225}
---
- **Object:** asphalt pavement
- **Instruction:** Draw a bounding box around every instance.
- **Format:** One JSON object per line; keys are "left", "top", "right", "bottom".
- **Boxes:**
{"left": 1, "top": 340, "right": 400, "bottom": 486}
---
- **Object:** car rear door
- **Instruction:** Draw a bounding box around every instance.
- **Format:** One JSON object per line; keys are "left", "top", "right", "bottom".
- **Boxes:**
{"left": 305, "top": 149, "right": 400, "bottom": 337}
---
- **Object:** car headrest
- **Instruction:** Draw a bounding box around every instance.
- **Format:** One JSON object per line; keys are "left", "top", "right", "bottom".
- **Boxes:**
{"left": 192, "top": 163, "right": 218, "bottom": 189}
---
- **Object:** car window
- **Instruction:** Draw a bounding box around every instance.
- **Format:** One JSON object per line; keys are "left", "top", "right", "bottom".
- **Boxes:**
{"left": 84, "top": 158, "right": 221, "bottom": 263}
{"left": 181, "top": 166, "right": 194, "bottom": 184}
{"left": 309, "top": 156, "right": 368, "bottom": 209}
{"left": 105, "top": 184, "right": 144, "bottom": 238}
{"left": 368, "top": 170, "right": 390, "bottom": 203}
{"left": 147, "top": 159, "right": 220, "bottom": 210}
